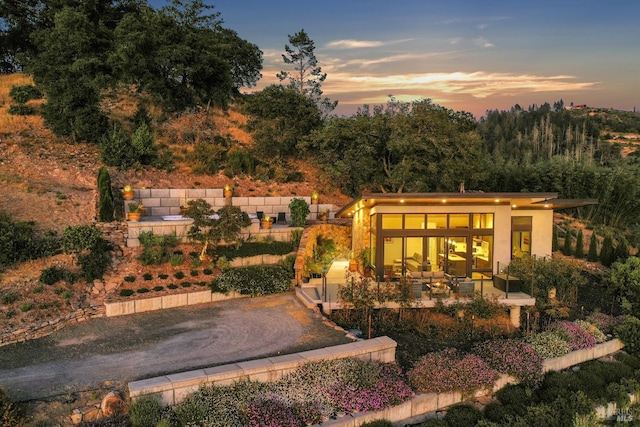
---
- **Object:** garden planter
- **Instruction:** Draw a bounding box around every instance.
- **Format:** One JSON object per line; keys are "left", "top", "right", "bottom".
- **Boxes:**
{"left": 224, "top": 189, "right": 233, "bottom": 197}
{"left": 127, "top": 212, "right": 142, "bottom": 222}
{"left": 261, "top": 220, "right": 272, "bottom": 229}
{"left": 349, "top": 259, "right": 358, "bottom": 271}
{"left": 123, "top": 190, "right": 135, "bottom": 200}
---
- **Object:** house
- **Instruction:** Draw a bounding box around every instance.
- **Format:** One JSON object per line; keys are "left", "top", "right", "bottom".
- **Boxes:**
{"left": 335, "top": 192, "right": 596, "bottom": 282}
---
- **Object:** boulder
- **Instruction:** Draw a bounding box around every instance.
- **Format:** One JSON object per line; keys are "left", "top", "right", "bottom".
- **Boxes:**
{"left": 101, "top": 390, "right": 127, "bottom": 416}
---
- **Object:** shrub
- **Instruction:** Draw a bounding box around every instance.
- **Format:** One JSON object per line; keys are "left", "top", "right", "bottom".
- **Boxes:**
{"left": 39, "top": 266, "right": 67, "bottom": 286}
{"left": 138, "top": 232, "right": 179, "bottom": 265}
{"left": 0, "top": 388, "right": 25, "bottom": 426}
{"left": 158, "top": 274, "right": 169, "bottom": 279}
{"left": 62, "top": 225, "right": 103, "bottom": 255}
{"left": 408, "top": 348, "right": 498, "bottom": 395}
{"left": 614, "top": 316, "right": 640, "bottom": 356}
{"left": 170, "top": 254, "right": 184, "bottom": 266}
{"left": 8, "top": 104, "right": 35, "bottom": 115}
{"left": 0, "top": 212, "right": 60, "bottom": 271}
{"left": 190, "top": 270, "right": 199, "bottom": 277}
{"left": 137, "top": 288, "right": 150, "bottom": 293}
{"left": 288, "top": 198, "right": 310, "bottom": 227}
{"left": 1, "top": 292, "right": 18, "bottom": 305}
{"left": 361, "top": 421, "right": 393, "bottom": 427}
{"left": 124, "top": 275, "right": 137, "bottom": 282}
{"left": 551, "top": 321, "right": 597, "bottom": 350}
{"left": 472, "top": 339, "right": 544, "bottom": 385}
{"left": 167, "top": 284, "right": 179, "bottom": 289}
{"left": 174, "top": 271, "right": 185, "bottom": 279}
{"left": 586, "top": 312, "right": 616, "bottom": 334}
{"left": 153, "top": 286, "right": 164, "bottom": 292}
{"left": 216, "top": 241, "right": 294, "bottom": 260}
{"left": 443, "top": 404, "right": 482, "bottom": 426}
{"left": 418, "top": 419, "right": 447, "bottom": 427}
{"left": 574, "top": 320, "right": 607, "bottom": 343}
{"left": 97, "top": 167, "right": 114, "bottom": 222}
{"left": 526, "top": 331, "right": 572, "bottom": 359}
{"left": 19, "top": 302, "right": 33, "bottom": 312}
{"left": 77, "top": 238, "right": 112, "bottom": 282}
{"left": 142, "top": 273, "right": 153, "bottom": 281}
{"left": 212, "top": 265, "right": 292, "bottom": 297}
{"left": 119, "top": 289, "right": 135, "bottom": 297}
{"left": 203, "top": 268, "right": 213, "bottom": 275}
{"left": 10, "top": 84, "right": 42, "bottom": 103}
{"left": 129, "top": 394, "right": 163, "bottom": 427}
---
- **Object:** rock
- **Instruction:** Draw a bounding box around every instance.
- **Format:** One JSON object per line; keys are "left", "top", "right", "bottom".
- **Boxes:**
{"left": 101, "top": 390, "right": 127, "bottom": 416}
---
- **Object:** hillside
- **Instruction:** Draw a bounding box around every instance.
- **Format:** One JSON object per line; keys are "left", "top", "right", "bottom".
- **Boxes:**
{"left": 0, "top": 74, "right": 350, "bottom": 235}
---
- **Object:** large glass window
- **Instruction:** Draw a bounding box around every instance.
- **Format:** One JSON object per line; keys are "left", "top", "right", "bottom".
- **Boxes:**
{"left": 427, "top": 214, "right": 447, "bottom": 229}
{"left": 449, "top": 214, "right": 470, "bottom": 229}
{"left": 383, "top": 237, "right": 403, "bottom": 279}
{"left": 382, "top": 214, "right": 403, "bottom": 229}
{"left": 405, "top": 214, "right": 425, "bottom": 229}
{"left": 473, "top": 235, "right": 493, "bottom": 271}
{"left": 512, "top": 217, "right": 532, "bottom": 258}
{"left": 473, "top": 213, "right": 494, "bottom": 229}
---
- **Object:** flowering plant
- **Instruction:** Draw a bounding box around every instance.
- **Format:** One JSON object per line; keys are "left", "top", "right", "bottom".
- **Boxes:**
{"left": 472, "top": 339, "right": 543, "bottom": 386}
{"left": 551, "top": 320, "right": 597, "bottom": 350}
{"left": 526, "top": 330, "right": 572, "bottom": 359}
{"left": 574, "top": 320, "right": 607, "bottom": 343}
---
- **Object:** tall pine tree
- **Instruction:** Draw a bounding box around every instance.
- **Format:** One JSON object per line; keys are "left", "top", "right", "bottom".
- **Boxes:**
{"left": 587, "top": 232, "right": 599, "bottom": 262}
{"left": 562, "top": 229, "right": 573, "bottom": 256}
{"left": 574, "top": 229, "right": 585, "bottom": 259}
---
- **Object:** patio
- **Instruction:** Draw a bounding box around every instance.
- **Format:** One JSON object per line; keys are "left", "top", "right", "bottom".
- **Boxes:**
{"left": 296, "top": 260, "right": 535, "bottom": 327}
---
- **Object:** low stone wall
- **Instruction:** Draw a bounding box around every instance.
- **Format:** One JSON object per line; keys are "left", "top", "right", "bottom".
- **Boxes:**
{"left": 542, "top": 339, "right": 624, "bottom": 372}
{"left": 229, "top": 252, "right": 295, "bottom": 268}
{"left": 128, "top": 336, "right": 397, "bottom": 406}
{"left": 0, "top": 306, "right": 105, "bottom": 347}
{"left": 105, "top": 290, "right": 245, "bottom": 317}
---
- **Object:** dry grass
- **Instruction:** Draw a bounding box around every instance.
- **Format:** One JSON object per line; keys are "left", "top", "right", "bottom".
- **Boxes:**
{"left": 0, "top": 73, "right": 48, "bottom": 138}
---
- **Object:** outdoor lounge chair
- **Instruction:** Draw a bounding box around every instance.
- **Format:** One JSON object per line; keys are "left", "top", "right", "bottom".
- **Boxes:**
{"left": 276, "top": 212, "right": 287, "bottom": 224}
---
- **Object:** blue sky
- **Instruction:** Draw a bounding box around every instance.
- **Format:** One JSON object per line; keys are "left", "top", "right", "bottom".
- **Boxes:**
{"left": 149, "top": 1, "right": 639, "bottom": 118}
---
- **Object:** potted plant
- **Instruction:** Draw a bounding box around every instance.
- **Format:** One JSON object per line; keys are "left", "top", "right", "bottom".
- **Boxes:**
{"left": 311, "top": 191, "right": 319, "bottom": 204}
{"left": 358, "top": 247, "right": 374, "bottom": 277}
{"left": 127, "top": 202, "right": 143, "bottom": 221}
{"left": 123, "top": 185, "right": 135, "bottom": 200}
{"left": 288, "top": 198, "right": 310, "bottom": 227}
{"left": 224, "top": 184, "right": 233, "bottom": 197}
{"left": 261, "top": 215, "right": 273, "bottom": 229}
{"left": 317, "top": 209, "right": 329, "bottom": 222}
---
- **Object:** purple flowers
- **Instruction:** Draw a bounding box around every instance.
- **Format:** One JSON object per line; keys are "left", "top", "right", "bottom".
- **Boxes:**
{"left": 551, "top": 320, "right": 597, "bottom": 350}
{"left": 408, "top": 348, "right": 498, "bottom": 395}
{"left": 472, "top": 339, "right": 544, "bottom": 385}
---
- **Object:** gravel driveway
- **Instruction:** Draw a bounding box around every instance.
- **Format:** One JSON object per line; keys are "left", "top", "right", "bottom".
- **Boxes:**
{"left": 0, "top": 293, "right": 352, "bottom": 401}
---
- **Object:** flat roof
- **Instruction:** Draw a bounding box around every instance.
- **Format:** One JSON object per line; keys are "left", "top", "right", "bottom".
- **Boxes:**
{"left": 335, "top": 192, "right": 597, "bottom": 217}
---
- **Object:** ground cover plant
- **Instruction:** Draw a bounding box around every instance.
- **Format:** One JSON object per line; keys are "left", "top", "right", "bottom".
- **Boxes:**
{"left": 136, "top": 358, "right": 413, "bottom": 426}
{"left": 211, "top": 265, "right": 292, "bottom": 297}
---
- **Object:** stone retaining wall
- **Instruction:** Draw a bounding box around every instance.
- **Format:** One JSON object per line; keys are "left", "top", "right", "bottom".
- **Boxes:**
{"left": 0, "top": 306, "right": 105, "bottom": 348}
{"left": 105, "top": 290, "right": 245, "bottom": 317}
{"left": 128, "top": 336, "right": 397, "bottom": 406}
{"left": 229, "top": 252, "right": 295, "bottom": 268}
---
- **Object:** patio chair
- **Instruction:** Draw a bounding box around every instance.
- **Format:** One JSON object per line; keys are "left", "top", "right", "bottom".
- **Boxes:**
{"left": 276, "top": 212, "right": 287, "bottom": 224}
{"left": 256, "top": 211, "right": 264, "bottom": 221}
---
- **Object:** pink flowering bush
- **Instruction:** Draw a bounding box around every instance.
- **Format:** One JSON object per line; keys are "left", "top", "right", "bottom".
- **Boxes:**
{"left": 328, "top": 363, "right": 413, "bottom": 413}
{"left": 586, "top": 312, "right": 617, "bottom": 335}
{"left": 472, "top": 339, "right": 544, "bottom": 386}
{"left": 244, "top": 396, "right": 301, "bottom": 427}
{"left": 408, "top": 348, "right": 498, "bottom": 396}
{"left": 574, "top": 320, "right": 607, "bottom": 343}
{"left": 551, "top": 321, "right": 597, "bottom": 350}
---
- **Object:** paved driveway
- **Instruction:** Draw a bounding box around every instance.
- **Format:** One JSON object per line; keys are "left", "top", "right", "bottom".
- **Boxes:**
{"left": 0, "top": 293, "right": 351, "bottom": 401}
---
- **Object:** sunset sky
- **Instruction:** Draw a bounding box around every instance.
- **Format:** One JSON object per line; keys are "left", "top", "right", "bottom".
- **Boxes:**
{"left": 150, "top": 0, "right": 639, "bottom": 119}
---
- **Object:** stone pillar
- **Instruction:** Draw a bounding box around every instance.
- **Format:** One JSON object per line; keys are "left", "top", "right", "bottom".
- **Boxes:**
{"left": 225, "top": 196, "right": 232, "bottom": 206}
{"left": 509, "top": 305, "right": 521, "bottom": 328}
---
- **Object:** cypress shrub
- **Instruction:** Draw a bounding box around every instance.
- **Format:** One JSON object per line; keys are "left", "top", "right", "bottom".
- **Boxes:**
{"left": 599, "top": 235, "right": 615, "bottom": 267}
{"left": 562, "top": 228, "right": 572, "bottom": 256}
{"left": 97, "top": 167, "right": 114, "bottom": 222}
{"left": 587, "top": 232, "right": 598, "bottom": 262}
{"left": 574, "top": 229, "right": 585, "bottom": 259}
{"left": 552, "top": 225, "right": 559, "bottom": 252}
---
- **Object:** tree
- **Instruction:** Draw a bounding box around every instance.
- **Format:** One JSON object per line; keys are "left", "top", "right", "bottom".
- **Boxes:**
{"left": 574, "top": 229, "right": 585, "bottom": 259}
{"left": 276, "top": 29, "right": 336, "bottom": 114}
{"left": 604, "top": 257, "right": 640, "bottom": 315}
{"left": 615, "top": 238, "right": 629, "bottom": 263}
{"left": 183, "top": 199, "right": 250, "bottom": 258}
{"left": 552, "top": 225, "right": 559, "bottom": 252}
{"left": 245, "top": 85, "right": 322, "bottom": 157}
{"left": 599, "top": 235, "right": 615, "bottom": 267}
{"left": 97, "top": 167, "right": 115, "bottom": 222}
{"left": 562, "top": 229, "right": 573, "bottom": 256}
{"left": 587, "top": 232, "right": 598, "bottom": 262}
{"left": 289, "top": 198, "right": 310, "bottom": 228}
